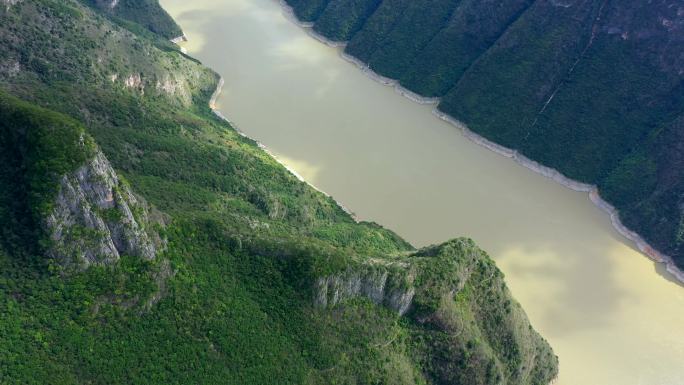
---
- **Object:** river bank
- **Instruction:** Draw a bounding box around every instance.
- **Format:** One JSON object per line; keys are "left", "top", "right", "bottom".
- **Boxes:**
{"left": 278, "top": 1, "right": 440, "bottom": 105}
{"left": 274, "top": 0, "right": 684, "bottom": 285}
{"left": 207, "top": 74, "right": 358, "bottom": 220}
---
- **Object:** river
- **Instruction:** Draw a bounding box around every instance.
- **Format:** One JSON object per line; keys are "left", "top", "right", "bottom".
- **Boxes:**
{"left": 160, "top": 0, "right": 684, "bottom": 383}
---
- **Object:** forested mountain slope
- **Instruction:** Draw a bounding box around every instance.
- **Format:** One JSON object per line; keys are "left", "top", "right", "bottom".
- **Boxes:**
{"left": 81, "top": 0, "right": 183, "bottom": 38}
{"left": 0, "top": 1, "right": 556, "bottom": 384}
{"left": 285, "top": 0, "right": 684, "bottom": 271}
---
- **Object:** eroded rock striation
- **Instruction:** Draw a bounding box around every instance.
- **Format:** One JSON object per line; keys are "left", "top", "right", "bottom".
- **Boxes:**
{"left": 46, "top": 150, "right": 161, "bottom": 268}
{"left": 314, "top": 267, "right": 415, "bottom": 315}
{"left": 312, "top": 239, "right": 558, "bottom": 384}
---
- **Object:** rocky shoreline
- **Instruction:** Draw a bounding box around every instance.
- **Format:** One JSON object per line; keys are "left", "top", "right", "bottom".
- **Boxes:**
{"left": 275, "top": 0, "right": 684, "bottom": 285}
{"left": 340, "top": 53, "right": 440, "bottom": 105}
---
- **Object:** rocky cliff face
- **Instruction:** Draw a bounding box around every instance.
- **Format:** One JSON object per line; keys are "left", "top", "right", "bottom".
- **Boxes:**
{"left": 2, "top": 0, "right": 20, "bottom": 9}
{"left": 311, "top": 239, "right": 558, "bottom": 385}
{"left": 314, "top": 266, "right": 415, "bottom": 315}
{"left": 45, "top": 150, "right": 161, "bottom": 269}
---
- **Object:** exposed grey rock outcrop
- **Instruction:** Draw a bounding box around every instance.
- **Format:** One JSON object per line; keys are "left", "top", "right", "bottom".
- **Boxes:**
{"left": 45, "top": 150, "right": 161, "bottom": 269}
{"left": 314, "top": 267, "right": 415, "bottom": 315}
{"left": 2, "top": 0, "right": 21, "bottom": 10}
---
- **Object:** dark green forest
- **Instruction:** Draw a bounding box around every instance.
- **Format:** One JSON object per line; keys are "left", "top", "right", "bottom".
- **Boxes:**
{"left": 81, "top": 0, "right": 183, "bottom": 38}
{"left": 285, "top": 0, "right": 684, "bottom": 270}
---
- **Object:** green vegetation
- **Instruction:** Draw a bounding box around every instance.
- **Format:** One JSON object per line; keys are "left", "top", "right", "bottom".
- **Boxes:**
{"left": 400, "top": 0, "right": 534, "bottom": 97}
{"left": 80, "top": 0, "right": 183, "bottom": 38}
{"left": 285, "top": 0, "right": 684, "bottom": 269}
{"left": 0, "top": 92, "right": 96, "bottom": 258}
{"left": 288, "top": 0, "right": 331, "bottom": 22}
{"left": 312, "top": 0, "right": 380, "bottom": 42}
{"left": 345, "top": 0, "right": 461, "bottom": 80}
{"left": 0, "top": 0, "right": 556, "bottom": 384}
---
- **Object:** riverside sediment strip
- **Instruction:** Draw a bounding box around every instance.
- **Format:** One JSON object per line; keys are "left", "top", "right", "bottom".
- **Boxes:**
{"left": 276, "top": 1, "right": 684, "bottom": 284}
{"left": 340, "top": 53, "right": 440, "bottom": 105}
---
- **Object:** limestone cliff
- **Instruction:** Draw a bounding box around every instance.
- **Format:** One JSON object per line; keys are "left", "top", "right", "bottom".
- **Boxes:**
{"left": 45, "top": 150, "right": 162, "bottom": 269}
{"left": 314, "top": 265, "right": 415, "bottom": 315}
{"left": 313, "top": 239, "right": 558, "bottom": 385}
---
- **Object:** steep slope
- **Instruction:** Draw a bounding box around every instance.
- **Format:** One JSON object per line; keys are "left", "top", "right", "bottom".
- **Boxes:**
{"left": 285, "top": 0, "right": 684, "bottom": 273}
{"left": 0, "top": 93, "right": 161, "bottom": 270}
{"left": 0, "top": 1, "right": 556, "bottom": 384}
{"left": 81, "top": 0, "right": 182, "bottom": 38}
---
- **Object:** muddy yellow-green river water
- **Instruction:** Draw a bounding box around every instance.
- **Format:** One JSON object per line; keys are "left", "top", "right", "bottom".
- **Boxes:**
{"left": 161, "top": 0, "right": 684, "bottom": 383}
